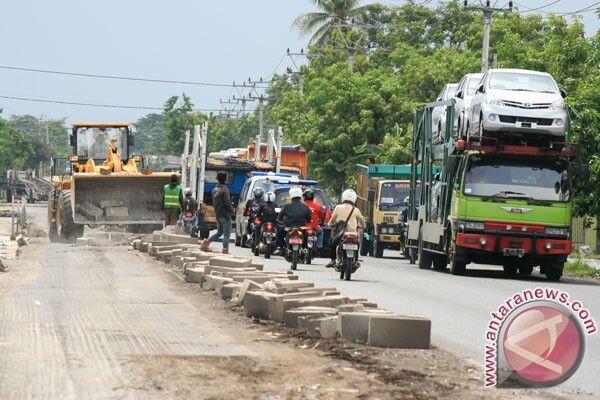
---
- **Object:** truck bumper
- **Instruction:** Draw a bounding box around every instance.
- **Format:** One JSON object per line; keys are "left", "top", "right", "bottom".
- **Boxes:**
{"left": 456, "top": 232, "right": 572, "bottom": 256}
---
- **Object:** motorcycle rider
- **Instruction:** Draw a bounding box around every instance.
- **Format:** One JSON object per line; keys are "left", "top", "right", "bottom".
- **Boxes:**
{"left": 257, "top": 191, "right": 278, "bottom": 226}
{"left": 326, "top": 189, "right": 366, "bottom": 268}
{"left": 182, "top": 187, "right": 197, "bottom": 213}
{"left": 276, "top": 187, "right": 312, "bottom": 254}
{"left": 244, "top": 188, "right": 266, "bottom": 245}
{"left": 303, "top": 188, "right": 324, "bottom": 249}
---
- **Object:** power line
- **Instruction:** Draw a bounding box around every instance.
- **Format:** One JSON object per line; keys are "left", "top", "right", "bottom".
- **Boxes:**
{"left": 0, "top": 65, "right": 270, "bottom": 89}
{"left": 518, "top": 0, "right": 563, "bottom": 13}
{"left": 0, "top": 95, "right": 247, "bottom": 113}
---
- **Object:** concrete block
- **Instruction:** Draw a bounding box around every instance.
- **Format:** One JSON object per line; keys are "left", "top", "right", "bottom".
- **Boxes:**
{"left": 234, "top": 279, "right": 264, "bottom": 305}
{"left": 76, "top": 201, "right": 103, "bottom": 221}
{"left": 220, "top": 282, "right": 242, "bottom": 301}
{"left": 250, "top": 262, "right": 264, "bottom": 271}
{"left": 150, "top": 244, "right": 182, "bottom": 256}
{"left": 231, "top": 274, "right": 298, "bottom": 284}
{"left": 204, "top": 265, "right": 259, "bottom": 276}
{"left": 203, "top": 275, "right": 233, "bottom": 292}
{"left": 76, "top": 237, "right": 96, "bottom": 246}
{"left": 132, "top": 239, "right": 142, "bottom": 250}
{"left": 283, "top": 307, "right": 337, "bottom": 329}
{"left": 337, "top": 304, "right": 365, "bottom": 313}
{"left": 368, "top": 315, "right": 431, "bottom": 349}
{"left": 209, "top": 256, "right": 252, "bottom": 268}
{"left": 243, "top": 291, "right": 275, "bottom": 319}
{"left": 304, "top": 316, "right": 339, "bottom": 339}
{"left": 338, "top": 312, "right": 371, "bottom": 344}
{"left": 183, "top": 261, "right": 209, "bottom": 272}
{"left": 270, "top": 280, "right": 315, "bottom": 293}
{"left": 105, "top": 206, "right": 129, "bottom": 221}
{"left": 184, "top": 267, "right": 205, "bottom": 284}
{"left": 157, "top": 249, "right": 182, "bottom": 262}
{"left": 277, "top": 295, "right": 349, "bottom": 323}
{"left": 358, "top": 301, "right": 378, "bottom": 309}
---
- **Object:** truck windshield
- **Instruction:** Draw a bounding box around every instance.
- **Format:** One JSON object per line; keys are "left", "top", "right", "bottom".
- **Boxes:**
{"left": 464, "top": 157, "right": 569, "bottom": 202}
{"left": 77, "top": 127, "right": 127, "bottom": 160}
{"left": 379, "top": 182, "right": 411, "bottom": 211}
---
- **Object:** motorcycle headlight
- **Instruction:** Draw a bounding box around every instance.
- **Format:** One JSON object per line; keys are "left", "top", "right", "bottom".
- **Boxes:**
{"left": 487, "top": 97, "right": 504, "bottom": 107}
{"left": 549, "top": 100, "right": 567, "bottom": 111}
{"left": 545, "top": 227, "right": 570, "bottom": 237}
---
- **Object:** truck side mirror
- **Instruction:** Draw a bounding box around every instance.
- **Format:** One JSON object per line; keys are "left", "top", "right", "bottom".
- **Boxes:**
{"left": 367, "top": 190, "right": 375, "bottom": 202}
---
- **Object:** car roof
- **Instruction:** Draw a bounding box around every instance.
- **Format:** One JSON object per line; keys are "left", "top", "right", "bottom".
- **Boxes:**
{"left": 465, "top": 73, "right": 484, "bottom": 79}
{"left": 488, "top": 68, "right": 551, "bottom": 76}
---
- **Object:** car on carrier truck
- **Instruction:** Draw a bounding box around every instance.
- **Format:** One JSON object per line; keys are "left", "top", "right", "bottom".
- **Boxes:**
{"left": 406, "top": 98, "right": 584, "bottom": 281}
{"left": 468, "top": 68, "right": 568, "bottom": 137}
{"left": 356, "top": 164, "right": 414, "bottom": 259}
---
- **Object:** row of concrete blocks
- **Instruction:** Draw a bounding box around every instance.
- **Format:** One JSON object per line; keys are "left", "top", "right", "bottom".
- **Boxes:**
{"left": 129, "top": 235, "right": 431, "bottom": 349}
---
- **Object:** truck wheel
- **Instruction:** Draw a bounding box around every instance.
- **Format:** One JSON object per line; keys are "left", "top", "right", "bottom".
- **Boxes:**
{"left": 433, "top": 255, "right": 448, "bottom": 271}
{"left": 417, "top": 230, "right": 432, "bottom": 269}
{"left": 502, "top": 262, "right": 518, "bottom": 278}
{"left": 449, "top": 243, "right": 465, "bottom": 275}
{"left": 374, "top": 241, "right": 384, "bottom": 258}
{"left": 519, "top": 264, "right": 534, "bottom": 276}
{"left": 58, "top": 190, "right": 84, "bottom": 241}
{"left": 544, "top": 262, "right": 563, "bottom": 282}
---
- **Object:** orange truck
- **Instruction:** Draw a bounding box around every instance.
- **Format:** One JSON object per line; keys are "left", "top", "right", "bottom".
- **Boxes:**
{"left": 245, "top": 143, "right": 308, "bottom": 179}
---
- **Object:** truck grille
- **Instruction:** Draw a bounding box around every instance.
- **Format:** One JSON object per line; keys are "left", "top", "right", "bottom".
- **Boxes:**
{"left": 499, "top": 115, "right": 554, "bottom": 126}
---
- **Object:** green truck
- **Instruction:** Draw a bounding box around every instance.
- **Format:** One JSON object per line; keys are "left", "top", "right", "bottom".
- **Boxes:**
{"left": 406, "top": 100, "right": 582, "bottom": 281}
{"left": 356, "top": 164, "right": 413, "bottom": 258}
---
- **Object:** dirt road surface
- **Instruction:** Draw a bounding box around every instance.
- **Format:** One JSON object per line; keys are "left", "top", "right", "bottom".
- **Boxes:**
{"left": 0, "top": 205, "right": 590, "bottom": 399}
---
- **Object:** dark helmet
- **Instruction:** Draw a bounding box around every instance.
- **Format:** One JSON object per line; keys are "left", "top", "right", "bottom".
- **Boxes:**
{"left": 253, "top": 188, "right": 265, "bottom": 200}
{"left": 303, "top": 188, "right": 314, "bottom": 201}
{"left": 170, "top": 174, "right": 178, "bottom": 184}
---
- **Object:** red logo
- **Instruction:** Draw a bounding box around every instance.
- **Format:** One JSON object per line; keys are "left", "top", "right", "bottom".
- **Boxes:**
{"left": 502, "top": 304, "right": 584, "bottom": 386}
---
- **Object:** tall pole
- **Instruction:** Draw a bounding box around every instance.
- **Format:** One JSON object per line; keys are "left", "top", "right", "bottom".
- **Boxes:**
{"left": 275, "top": 126, "right": 283, "bottom": 174}
{"left": 255, "top": 97, "right": 264, "bottom": 161}
{"left": 181, "top": 130, "right": 190, "bottom": 188}
{"left": 190, "top": 125, "right": 200, "bottom": 198}
{"left": 198, "top": 122, "right": 208, "bottom": 203}
{"left": 266, "top": 128, "right": 275, "bottom": 163}
{"left": 464, "top": 1, "right": 513, "bottom": 73}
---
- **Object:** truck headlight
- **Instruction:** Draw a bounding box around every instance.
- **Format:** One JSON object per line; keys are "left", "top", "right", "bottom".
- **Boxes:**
{"left": 381, "top": 228, "right": 388, "bottom": 234}
{"left": 458, "top": 220, "right": 485, "bottom": 230}
{"left": 549, "top": 100, "right": 567, "bottom": 111}
{"left": 545, "top": 227, "right": 570, "bottom": 237}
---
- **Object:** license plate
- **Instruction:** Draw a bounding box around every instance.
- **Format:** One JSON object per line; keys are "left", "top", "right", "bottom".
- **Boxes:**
{"left": 343, "top": 244, "right": 358, "bottom": 250}
{"left": 503, "top": 248, "right": 524, "bottom": 257}
{"left": 289, "top": 238, "right": 303, "bottom": 245}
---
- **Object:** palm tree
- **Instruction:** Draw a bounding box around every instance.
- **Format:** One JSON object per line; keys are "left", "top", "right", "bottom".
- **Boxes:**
{"left": 293, "top": 0, "right": 376, "bottom": 46}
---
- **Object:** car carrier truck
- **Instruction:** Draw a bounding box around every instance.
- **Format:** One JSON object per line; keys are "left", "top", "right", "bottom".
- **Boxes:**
{"left": 406, "top": 99, "right": 582, "bottom": 281}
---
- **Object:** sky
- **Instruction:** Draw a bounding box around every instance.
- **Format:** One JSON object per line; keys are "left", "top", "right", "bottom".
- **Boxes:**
{"left": 0, "top": 0, "right": 598, "bottom": 124}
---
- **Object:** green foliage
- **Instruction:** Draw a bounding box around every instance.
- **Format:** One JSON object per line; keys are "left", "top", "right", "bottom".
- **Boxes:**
{"left": 162, "top": 94, "right": 207, "bottom": 153}
{"left": 207, "top": 115, "right": 259, "bottom": 153}
{"left": 0, "top": 115, "right": 35, "bottom": 174}
{"left": 133, "top": 113, "right": 168, "bottom": 155}
{"left": 8, "top": 115, "right": 69, "bottom": 165}
{"left": 565, "top": 258, "right": 600, "bottom": 278}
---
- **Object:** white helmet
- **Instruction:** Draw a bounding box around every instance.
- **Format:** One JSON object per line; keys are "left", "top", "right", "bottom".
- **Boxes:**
{"left": 289, "top": 187, "right": 303, "bottom": 199}
{"left": 341, "top": 189, "right": 357, "bottom": 204}
{"left": 184, "top": 187, "right": 192, "bottom": 196}
{"left": 265, "top": 191, "right": 276, "bottom": 203}
{"left": 290, "top": 176, "right": 300, "bottom": 185}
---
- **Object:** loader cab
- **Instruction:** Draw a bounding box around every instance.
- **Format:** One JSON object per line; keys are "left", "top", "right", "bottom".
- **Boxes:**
{"left": 70, "top": 123, "right": 133, "bottom": 164}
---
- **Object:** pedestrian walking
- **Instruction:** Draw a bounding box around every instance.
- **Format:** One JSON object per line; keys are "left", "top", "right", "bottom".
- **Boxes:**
{"left": 201, "top": 171, "right": 234, "bottom": 254}
{"left": 163, "top": 174, "right": 183, "bottom": 226}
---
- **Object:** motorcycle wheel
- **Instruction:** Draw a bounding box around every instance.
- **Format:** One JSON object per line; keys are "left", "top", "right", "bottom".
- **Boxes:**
{"left": 305, "top": 249, "right": 312, "bottom": 265}
{"left": 339, "top": 268, "right": 345, "bottom": 280}
{"left": 291, "top": 251, "right": 298, "bottom": 270}
{"left": 253, "top": 245, "right": 259, "bottom": 257}
{"left": 264, "top": 244, "right": 271, "bottom": 259}
{"left": 344, "top": 257, "right": 352, "bottom": 281}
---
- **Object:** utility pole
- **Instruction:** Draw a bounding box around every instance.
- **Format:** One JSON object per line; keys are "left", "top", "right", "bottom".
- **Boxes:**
{"left": 464, "top": 1, "right": 513, "bottom": 73}
{"left": 181, "top": 130, "right": 190, "bottom": 188}
{"left": 189, "top": 125, "right": 200, "bottom": 198}
{"left": 198, "top": 122, "right": 208, "bottom": 204}
{"left": 248, "top": 93, "right": 266, "bottom": 161}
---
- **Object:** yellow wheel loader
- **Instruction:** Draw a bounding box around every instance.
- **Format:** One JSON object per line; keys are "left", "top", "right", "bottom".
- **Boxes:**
{"left": 48, "top": 123, "right": 175, "bottom": 241}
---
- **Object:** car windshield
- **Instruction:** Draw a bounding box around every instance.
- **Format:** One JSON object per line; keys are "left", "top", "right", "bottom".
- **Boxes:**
{"left": 252, "top": 180, "right": 279, "bottom": 197}
{"left": 466, "top": 75, "right": 483, "bottom": 95}
{"left": 464, "top": 157, "right": 569, "bottom": 202}
{"left": 379, "top": 182, "right": 411, "bottom": 211}
{"left": 489, "top": 72, "right": 557, "bottom": 93}
{"left": 77, "top": 127, "right": 127, "bottom": 160}
{"left": 274, "top": 187, "right": 330, "bottom": 208}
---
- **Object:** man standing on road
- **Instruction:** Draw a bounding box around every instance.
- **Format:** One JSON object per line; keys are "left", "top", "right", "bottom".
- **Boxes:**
{"left": 201, "top": 171, "right": 234, "bottom": 254}
{"left": 163, "top": 174, "right": 183, "bottom": 226}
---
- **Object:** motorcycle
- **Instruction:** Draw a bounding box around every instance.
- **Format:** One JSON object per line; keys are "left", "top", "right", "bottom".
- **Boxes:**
{"left": 177, "top": 210, "right": 197, "bottom": 235}
{"left": 302, "top": 227, "right": 318, "bottom": 265}
{"left": 249, "top": 216, "right": 262, "bottom": 256}
{"left": 259, "top": 221, "right": 277, "bottom": 259}
{"left": 285, "top": 227, "right": 304, "bottom": 270}
{"left": 336, "top": 233, "right": 360, "bottom": 281}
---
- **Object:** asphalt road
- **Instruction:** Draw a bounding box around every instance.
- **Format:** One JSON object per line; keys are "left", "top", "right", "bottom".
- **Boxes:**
{"left": 228, "top": 243, "right": 600, "bottom": 396}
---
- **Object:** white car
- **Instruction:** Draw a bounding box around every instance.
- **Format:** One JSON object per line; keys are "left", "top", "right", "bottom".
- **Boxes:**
{"left": 432, "top": 83, "right": 458, "bottom": 142}
{"left": 454, "top": 73, "right": 484, "bottom": 137}
{"left": 469, "top": 68, "right": 568, "bottom": 137}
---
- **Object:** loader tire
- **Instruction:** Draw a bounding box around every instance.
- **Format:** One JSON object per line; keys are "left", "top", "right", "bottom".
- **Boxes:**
{"left": 58, "top": 190, "right": 84, "bottom": 241}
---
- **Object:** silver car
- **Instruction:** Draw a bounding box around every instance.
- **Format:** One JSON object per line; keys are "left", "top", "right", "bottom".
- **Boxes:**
{"left": 432, "top": 83, "right": 458, "bottom": 142}
{"left": 454, "top": 73, "right": 484, "bottom": 137}
{"left": 469, "top": 68, "right": 568, "bottom": 137}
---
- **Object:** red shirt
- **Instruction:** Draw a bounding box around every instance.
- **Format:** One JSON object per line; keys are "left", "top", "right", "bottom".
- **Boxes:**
{"left": 304, "top": 199, "right": 324, "bottom": 229}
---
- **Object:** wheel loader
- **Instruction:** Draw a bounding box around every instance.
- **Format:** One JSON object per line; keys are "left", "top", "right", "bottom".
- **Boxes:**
{"left": 48, "top": 123, "right": 175, "bottom": 241}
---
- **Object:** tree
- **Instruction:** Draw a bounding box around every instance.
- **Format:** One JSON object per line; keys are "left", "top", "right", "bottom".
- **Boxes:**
{"left": 0, "top": 115, "right": 34, "bottom": 174}
{"left": 8, "top": 115, "right": 69, "bottom": 166}
{"left": 292, "top": 0, "right": 377, "bottom": 46}
{"left": 162, "top": 94, "right": 206, "bottom": 154}
{"left": 133, "top": 113, "right": 168, "bottom": 154}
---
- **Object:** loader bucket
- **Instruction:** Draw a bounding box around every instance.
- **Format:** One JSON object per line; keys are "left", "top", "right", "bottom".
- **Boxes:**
{"left": 71, "top": 172, "right": 174, "bottom": 225}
